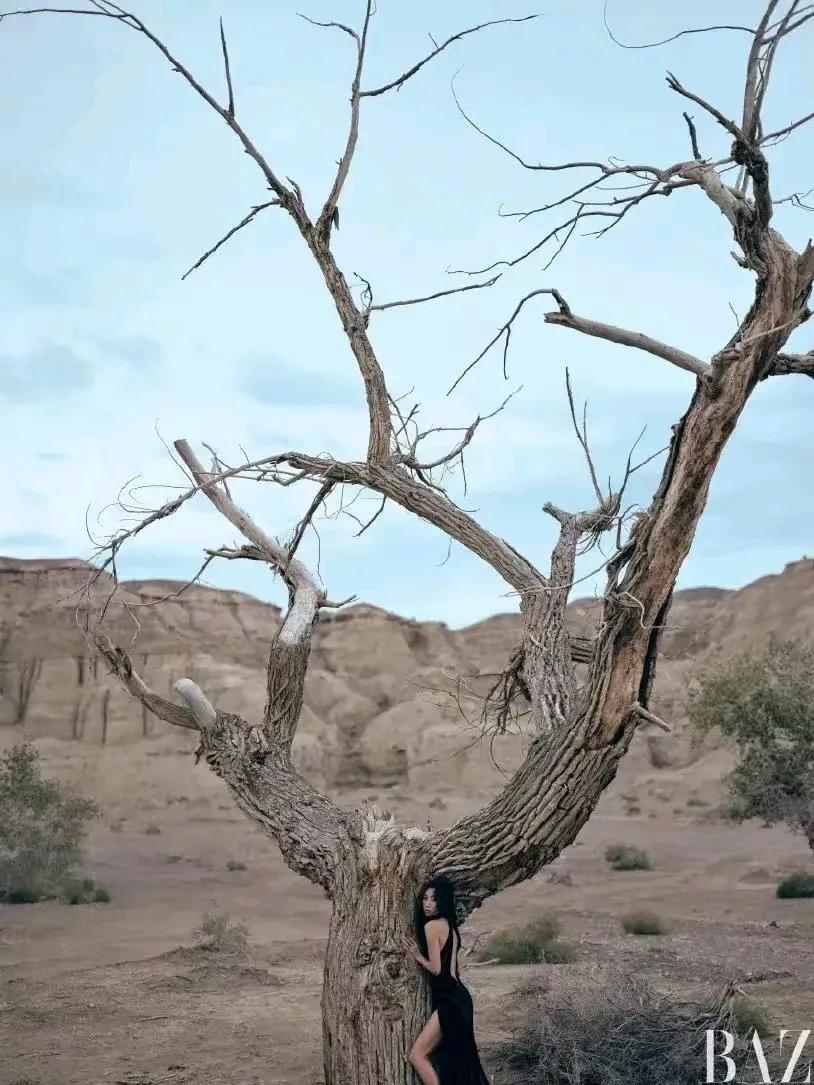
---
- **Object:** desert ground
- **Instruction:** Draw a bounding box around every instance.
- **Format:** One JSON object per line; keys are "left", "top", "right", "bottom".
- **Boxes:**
{"left": 1, "top": 732, "right": 812, "bottom": 1085}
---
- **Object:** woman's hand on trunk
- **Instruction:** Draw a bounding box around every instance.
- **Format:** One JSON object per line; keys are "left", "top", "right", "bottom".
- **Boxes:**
{"left": 402, "top": 935, "right": 421, "bottom": 963}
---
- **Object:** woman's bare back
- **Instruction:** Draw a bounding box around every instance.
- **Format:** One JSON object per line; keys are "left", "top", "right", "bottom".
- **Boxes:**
{"left": 433, "top": 919, "right": 460, "bottom": 980}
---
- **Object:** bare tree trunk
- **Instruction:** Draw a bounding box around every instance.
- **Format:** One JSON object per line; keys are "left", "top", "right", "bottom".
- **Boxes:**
{"left": 323, "top": 813, "right": 429, "bottom": 1085}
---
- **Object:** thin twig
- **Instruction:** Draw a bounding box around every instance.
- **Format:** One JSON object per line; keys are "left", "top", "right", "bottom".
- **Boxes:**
{"left": 371, "top": 275, "right": 499, "bottom": 312}
{"left": 361, "top": 15, "right": 542, "bottom": 97}
{"left": 181, "top": 201, "right": 278, "bottom": 280}
{"left": 219, "top": 17, "right": 235, "bottom": 116}
{"left": 602, "top": 1, "right": 753, "bottom": 50}
{"left": 448, "top": 288, "right": 570, "bottom": 394}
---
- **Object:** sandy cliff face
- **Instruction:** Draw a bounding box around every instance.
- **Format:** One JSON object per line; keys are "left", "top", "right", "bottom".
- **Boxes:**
{"left": 2, "top": 555, "right": 813, "bottom": 790}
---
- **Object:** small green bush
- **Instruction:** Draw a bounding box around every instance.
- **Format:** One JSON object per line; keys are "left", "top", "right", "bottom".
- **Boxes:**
{"left": 621, "top": 909, "right": 668, "bottom": 935}
{"left": 4, "top": 888, "right": 39, "bottom": 904}
{"left": 193, "top": 907, "right": 249, "bottom": 955}
{"left": 484, "top": 930, "right": 543, "bottom": 964}
{"left": 61, "top": 879, "right": 111, "bottom": 905}
{"left": 481, "top": 912, "right": 576, "bottom": 965}
{"left": 0, "top": 743, "right": 98, "bottom": 903}
{"left": 540, "top": 939, "right": 578, "bottom": 964}
{"left": 524, "top": 913, "right": 561, "bottom": 944}
{"left": 605, "top": 844, "right": 651, "bottom": 871}
{"left": 776, "top": 871, "right": 814, "bottom": 898}
{"left": 731, "top": 993, "right": 773, "bottom": 1037}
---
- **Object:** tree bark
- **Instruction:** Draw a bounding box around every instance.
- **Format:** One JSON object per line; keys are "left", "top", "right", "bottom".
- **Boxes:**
{"left": 323, "top": 810, "right": 430, "bottom": 1085}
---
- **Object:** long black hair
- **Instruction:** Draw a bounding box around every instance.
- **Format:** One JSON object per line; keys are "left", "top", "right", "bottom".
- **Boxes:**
{"left": 414, "top": 874, "right": 459, "bottom": 955}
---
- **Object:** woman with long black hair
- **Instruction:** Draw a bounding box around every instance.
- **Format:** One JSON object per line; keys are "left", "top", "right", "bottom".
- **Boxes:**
{"left": 403, "top": 875, "right": 490, "bottom": 1085}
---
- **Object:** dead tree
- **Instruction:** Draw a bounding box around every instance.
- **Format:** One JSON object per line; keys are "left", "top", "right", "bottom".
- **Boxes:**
{"left": 4, "top": 3, "right": 813, "bottom": 1083}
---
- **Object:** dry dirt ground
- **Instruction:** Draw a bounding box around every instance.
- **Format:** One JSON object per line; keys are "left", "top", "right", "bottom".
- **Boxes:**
{"left": 1, "top": 736, "right": 813, "bottom": 1085}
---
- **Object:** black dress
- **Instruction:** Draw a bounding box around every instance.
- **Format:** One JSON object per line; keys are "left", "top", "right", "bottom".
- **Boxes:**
{"left": 426, "top": 923, "right": 490, "bottom": 1085}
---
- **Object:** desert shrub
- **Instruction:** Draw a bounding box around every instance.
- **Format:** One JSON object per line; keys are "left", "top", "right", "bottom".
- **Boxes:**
{"left": 483, "top": 930, "right": 544, "bottom": 964}
{"left": 731, "top": 993, "right": 773, "bottom": 1038}
{"left": 688, "top": 639, "right": 814, "bottom": 853}
{"left": 621, "top": 909, "right": 668, "bottom": 935}
{"left": 499, "top": 971, "right": 782, "bottom": 1085}
{"left": 193, "top": 907, "right": 249, "bottom": 955}
{"left": 605, "top": 844, "right": 651, "bottom": 871}
{"left": 62, "top": 876, "right": 109, "bottom": 905}
{"left": 776, "top": 871, "right": 814, "bottom": 898}
{"left": 63, "top": 877, "right": 111, "bottom": 904}
{"left": 538, "top": 939, "right": 577, "bottom": 964}
{"left": 480, "top": 913, "right": 576, "bottom": 965}
{"left": 0, "top": 742, "right": 98, "bottom": 903}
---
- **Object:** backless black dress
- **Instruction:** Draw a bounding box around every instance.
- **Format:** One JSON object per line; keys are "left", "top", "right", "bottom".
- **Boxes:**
{"left": 426, "top": 923, "right": 490, "bottom": 1084}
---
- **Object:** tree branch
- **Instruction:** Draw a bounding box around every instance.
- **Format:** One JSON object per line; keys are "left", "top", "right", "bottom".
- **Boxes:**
{"left": 181, "top": 201, "right": 278, "bottom": 280}
{"left": 602, "top": 3, "right": 754, "bottom": 51}
{"left": 360, "top": 15, "right": 542, "bottom": 97}
{"left": 174, "top": 677, "right": 217, "bottom": 729}
{"left": 315, "top": 0, "right": 373, "bottom": 239}
{"left": 544, "top": 306, "right": 711, "bottom": 379}
{"left": 370, "top": 275, "right": 499, "bottom": 313}
{"left": 95, "top": 634, "right": 198, "bottom": 730}
{"left": 769, "top": 350, "right": 814, "bottom": 377}
{"left": 174, "top": 439, "right": 325, "bottom": 745}
{"left": 218, "top": 17, "right": 234, "bottom": 117}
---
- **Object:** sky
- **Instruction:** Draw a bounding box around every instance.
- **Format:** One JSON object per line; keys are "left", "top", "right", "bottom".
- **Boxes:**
{"left": 0, "top": 0, "right": 812, "bottom": 627}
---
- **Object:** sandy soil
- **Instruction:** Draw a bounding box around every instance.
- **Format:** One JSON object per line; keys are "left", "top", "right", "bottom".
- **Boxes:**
{"left": 1, "top": 736, "right": 813, "bottom": 1085}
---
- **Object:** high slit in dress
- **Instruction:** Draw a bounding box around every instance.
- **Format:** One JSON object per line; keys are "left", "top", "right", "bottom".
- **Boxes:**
{"left": 426, "top": 924, "right": 490, "bottom": 1084}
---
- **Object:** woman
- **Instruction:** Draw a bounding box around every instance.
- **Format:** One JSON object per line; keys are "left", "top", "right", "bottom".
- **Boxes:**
{"left": 403, "top": 875, "right": 490, "bottom": 1085}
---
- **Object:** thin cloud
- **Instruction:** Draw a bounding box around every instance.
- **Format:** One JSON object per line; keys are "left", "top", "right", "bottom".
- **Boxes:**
{"left": 0, "top": 343, "right": 94, "bottom": 402}
{"left": 238, "top": 353, "right": 357, "bottom": 406}
{"left": 91, "top": 334, "right": 162, "bottom": 371}
{"left": 0, "top": 529, "right": 62, "bottom": 549}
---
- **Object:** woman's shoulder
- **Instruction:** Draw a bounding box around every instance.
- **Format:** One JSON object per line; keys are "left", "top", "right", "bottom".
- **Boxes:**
{"left": 425, "top": 917, "right": 450, "bottom": 936}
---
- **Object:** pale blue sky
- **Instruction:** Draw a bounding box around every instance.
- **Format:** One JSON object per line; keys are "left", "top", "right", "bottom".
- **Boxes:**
{"left": 1, "top": 1, "right": 811, "bottom": 625}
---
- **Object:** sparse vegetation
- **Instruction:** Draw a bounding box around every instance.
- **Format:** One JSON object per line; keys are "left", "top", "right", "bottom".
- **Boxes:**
{"left": 193, "top": 907, "right": 249, "bottom": 956}
{"left": 776, "top": 871, "right": 814, "bottom": 899}
{"left": 605, "top": 844, "right": 651, "bottom": 871}
{"left": 621, "top": 909, "right": 669, "bottom": 936}
{"left": 731, "top": 993, "right": 773, "bottom": 1038}
{"left": 0, "top": 742, "right": 98, "bottom": 903}
{"left": 499, "top": 972, "right": 782, "bottom": 1085}
{"left": 480, "top": 913, "right": 576, "bottom": 965}
{"left": 62, "top": 876, "right": 111, "bottom": 905}
{"left": 689, "top": 639, "right": 814, "bottom": 853}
